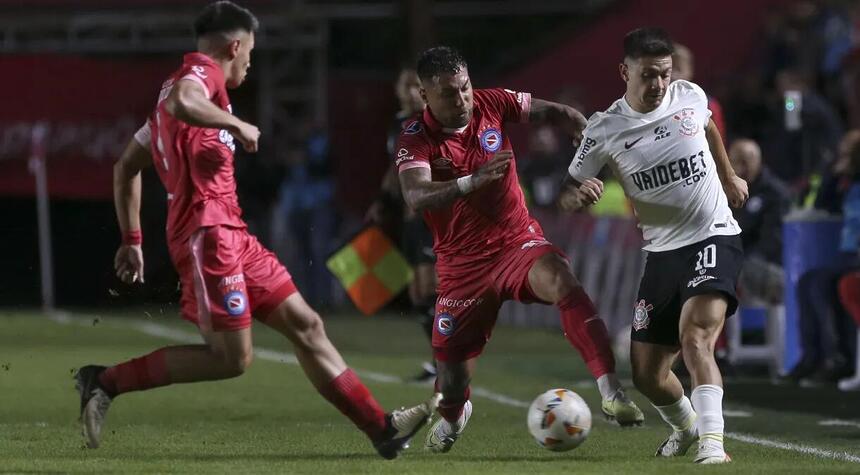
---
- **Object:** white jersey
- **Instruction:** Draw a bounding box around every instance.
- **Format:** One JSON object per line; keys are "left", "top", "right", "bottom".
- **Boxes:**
{"left": 568, "top": 80, "right": 741, "bottom": 252}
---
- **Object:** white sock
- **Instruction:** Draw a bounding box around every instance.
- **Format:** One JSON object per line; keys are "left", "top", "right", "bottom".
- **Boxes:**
{"left": 596, "top": 373, "right": 622, "bottom": 400}
{"left": 691, "top": 384, "right": 725, "bottom": 445}
{"left": 653, "top": 395, "right": 696, "bottom": 432}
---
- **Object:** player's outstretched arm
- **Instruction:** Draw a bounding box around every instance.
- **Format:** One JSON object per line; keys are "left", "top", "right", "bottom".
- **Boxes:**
{"left": 528, "top": 98, "right": 588, "bottom": 145}
{"left": 113, "top": 137, "right": 151, "bottom": 284}
{"left": 164, "top": 79, "right": 260, "bottom": 152}
{"left": 705, "top": 119, "right": 749, "bottom": 208}
{"left": 399, "top": 151, "right": 513, "bottom": 211}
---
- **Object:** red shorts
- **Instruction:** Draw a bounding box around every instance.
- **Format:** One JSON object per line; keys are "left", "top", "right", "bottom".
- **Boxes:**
{"left": 432, "top": 233, "right": 566, "bottom": 362}
{"left": 171, "top": 225, "right": 297, "bottom": 332}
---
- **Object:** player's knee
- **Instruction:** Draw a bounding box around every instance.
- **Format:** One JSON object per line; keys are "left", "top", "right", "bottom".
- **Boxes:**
{"left": 290, "top": 310, "right": 327, "bottom": 351}
{"left": 208, "top": 344, "right": 253, "bottom": 376}
{"left": 681, "top": 331, "right": 714, "bottom": 358}
{"left": 544, "top": 265, "right": 578, "bottom": 303}
{"left": 227, "top": 350, "right": 254, "bottom": 376}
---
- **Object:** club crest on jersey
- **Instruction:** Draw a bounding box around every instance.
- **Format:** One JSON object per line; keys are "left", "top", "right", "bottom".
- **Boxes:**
{"left": 674, "top": 108, "right": 698, "bottom": 136}
{"left": 403, "top": 120, "right": 422, "bottom": 135}
{"left": 436, "top": 312, "right": 456, "bottom": 336}
{"left": 632, "top": 299, "right": 653, "bottom": 331}
{"left": 480, "top": 128, "right": 502, "bottom": 152}
{"left": 224, "top": 290, "right": 247, "bottom": 317}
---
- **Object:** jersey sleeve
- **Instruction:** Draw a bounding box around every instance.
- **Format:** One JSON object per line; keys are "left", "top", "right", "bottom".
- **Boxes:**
{"left": 684, "top": 80, "right": 713, "bottom": 124}
{"left": 394, "top": 120, "right": 432, "bottom": 173}
{"left": 479, "top": 88, "right": 532, "bottom": 123}
{"left": 133, "top": 122, "right": 151, "bottom": 148}
{"left": 568, "top": 117, "right": 609, "bottom": 182}
{"left": 177, "top": 61, "right": 221, "bottom": 100}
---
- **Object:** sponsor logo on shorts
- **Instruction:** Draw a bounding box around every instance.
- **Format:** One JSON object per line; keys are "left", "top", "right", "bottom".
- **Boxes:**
{"left": 436, "top": 312, "right": 456, "bottom": 336}
{"left": 687, "top": 275, "right": 716, "bottom": 288}
{"left": 221, "top": 274, "right": 245, "bottom": 287}
{"left": 521, "top": 239, "right": 550, "bottom": 250}
{"left": 224, "top": 290, "right": 247, "bottom": 317}
{"left": 479, "top": 128, "right": 502, "bottom": 152}
{"left": 437, "top": 296, "right": 483, "bottom": 308}
{"left": 632, "top": 299, "right": 653, "bottom": 331}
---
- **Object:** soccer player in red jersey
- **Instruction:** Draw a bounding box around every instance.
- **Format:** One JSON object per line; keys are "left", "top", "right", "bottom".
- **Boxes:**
{"left": 394, "top": 47, "right": 644, "bottom": 453}
{"left": 73, "top": 1, "right": 434, "bottom": 459}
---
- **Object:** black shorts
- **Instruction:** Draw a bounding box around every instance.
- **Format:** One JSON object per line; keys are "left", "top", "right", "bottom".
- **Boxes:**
{"left": 401, "top": 215, "right": 435, "bottom": 266}
{"left": 631, "top": 234, "right": 744, "bottom": 347}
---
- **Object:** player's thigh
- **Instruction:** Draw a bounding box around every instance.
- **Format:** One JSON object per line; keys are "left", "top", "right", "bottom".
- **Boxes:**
{"left": 679, "top": 293, "right": 727, "bottom": 346}
{"left": 678, "top": 235, "right": 743, "bottom": 345}
{"left": 631, "top": 251, "right": 683, "bottom": 347}
{"left": 186, "top": 226, "right": 253, "bottom": 333}
{"left": 238, "top": 231, "right": 299, "bottom": 321}
{"left": 630, "top": 340, "right": 680, "bottom": 386}
{"left": 432, "top": 277, "right": 500, "bottom": 363}
{"left": 526, "top": 251, "right": 580, "bottom": 304}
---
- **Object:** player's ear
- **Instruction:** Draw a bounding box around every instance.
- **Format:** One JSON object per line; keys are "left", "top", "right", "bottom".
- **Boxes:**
{"left": 419, "top": 86, "right": 429, "bottom": 105}
{"left": 619, "top": 62, "right": 629, "bottom": 83}
{"left": 227, "top": 38, "right": 241, "bottom": 60}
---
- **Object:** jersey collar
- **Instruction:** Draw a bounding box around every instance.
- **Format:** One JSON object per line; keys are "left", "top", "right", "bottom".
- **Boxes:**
{"left": 620, "top": 90, "right": 671, "bottom": 119}
{"left": 423, "top": 107, "right": 468, "bottom": 135}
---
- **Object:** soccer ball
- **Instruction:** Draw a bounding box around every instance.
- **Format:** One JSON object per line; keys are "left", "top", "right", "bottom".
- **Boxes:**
{"left": 527, "top": 388, "right": 592, "bottom": 451}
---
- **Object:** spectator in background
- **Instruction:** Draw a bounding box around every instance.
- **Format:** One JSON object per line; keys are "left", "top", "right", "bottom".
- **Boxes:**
{"left": 278, "top": 129, "right": 337, "bottom": 307}
{"left": 672, "top": 43, "right": 727, "bottom": 135}
{"left": 729, "top": 138, "right": 793, "bottom": 303}
{"left": 519, "top": 125, "right": 567, "bottom": 209}
{"left": 761, "top": 69, "right": 842, "bottom": 187}
{"left": 783, "top": 130, "right": 860, "bottom": 385}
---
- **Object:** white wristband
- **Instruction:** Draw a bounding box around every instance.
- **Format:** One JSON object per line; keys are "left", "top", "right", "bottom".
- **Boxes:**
{"left": 456, "top": 175, "right": 475, "bottom": 195}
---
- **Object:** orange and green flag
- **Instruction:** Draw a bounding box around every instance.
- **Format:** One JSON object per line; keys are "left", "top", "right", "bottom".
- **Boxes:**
{"left": 326, "top": 226, "right": 414, "bottom": 315}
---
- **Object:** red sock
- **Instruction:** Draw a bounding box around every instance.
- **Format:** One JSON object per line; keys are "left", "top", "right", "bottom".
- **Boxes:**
{"left": 319, "top": 369, "right": 387, "bottom": 440}
{"left": 839, "top": 272, "right": 860, "bottom": 326}
{"left": 98, "top": 348, "right": 171, "bottom": 397}
{"left": 558, "top": 287, "right": 616, "bottom": 378}
{"left": 437, "top": 386, "right": 470, "bottom": 423}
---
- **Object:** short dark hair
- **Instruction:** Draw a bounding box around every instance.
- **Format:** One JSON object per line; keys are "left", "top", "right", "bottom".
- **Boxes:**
{"left": 623, "top": 27, "right": 674, "bottom": 60}
{"left": 416, "top": 46, "right": 468, "bottom": 81}
{"left": 194, "top": 1, "right": 259, "bottom": 39}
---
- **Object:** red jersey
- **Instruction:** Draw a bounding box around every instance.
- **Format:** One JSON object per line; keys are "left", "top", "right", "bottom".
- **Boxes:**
{"left": 394, "top": 88, "right": 537, "bottom": 277}
{"left": 147, "top": 52, "right": 245, "bottom": 247}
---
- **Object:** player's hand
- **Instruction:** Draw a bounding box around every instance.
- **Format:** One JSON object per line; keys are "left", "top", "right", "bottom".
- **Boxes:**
{"left": 114, "top": 244, "right": 145, "bottom": 284}
{"left": 472, "top": 150, "right": 513, "bottom": 188}
{"left": 723, "top": 174, "right": 749, "bottom": 208}
{"left": 231, "top": 120, "right": 260, "bottom": 153}
{"left": 576, "top": 177, "right": 604, "bottom": 206}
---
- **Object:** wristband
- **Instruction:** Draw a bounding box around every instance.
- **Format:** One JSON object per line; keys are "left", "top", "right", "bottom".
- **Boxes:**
{"left": 123, "top": 229, "right": 142, "bottom": 246}
{"left": 456, "top": 175, "right": 475, "bottom": 195}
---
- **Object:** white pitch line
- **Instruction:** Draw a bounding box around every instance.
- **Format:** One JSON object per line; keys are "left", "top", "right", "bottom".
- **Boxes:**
{"left": 49, "top": 313, "right": 860, "bottom": 464}
{"left": 819, "top": 419, "right": 860, "bottom": 429}
{"left": 726, "top": 432, "right": 860, "bottom": 463}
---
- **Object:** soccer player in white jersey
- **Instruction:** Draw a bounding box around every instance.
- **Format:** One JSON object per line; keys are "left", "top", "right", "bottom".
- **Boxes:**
{"left": 560, "top": 28, "right": 749, "bottom": 464}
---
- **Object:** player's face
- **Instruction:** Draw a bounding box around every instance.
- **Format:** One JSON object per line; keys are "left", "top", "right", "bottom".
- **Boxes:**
{"left": 621, "top": 55, "right": 672, "bottom": 112}
{"left": 396, "top": 70, "right": 424, "bottom": 114}
{"left": 421, "top": 68, "right": 473, "bottom": 128}
{"left": 227, "top": 31, "right": 255, "bottom": 89}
